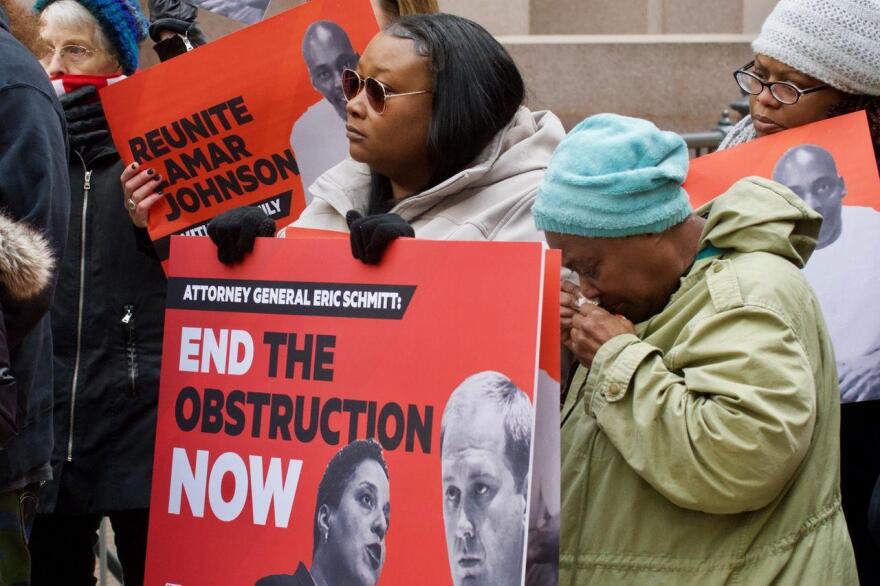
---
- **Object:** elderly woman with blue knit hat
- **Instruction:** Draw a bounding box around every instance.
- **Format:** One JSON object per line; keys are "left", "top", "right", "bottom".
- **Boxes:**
{"left": 539, "top": 113, "right": 857, "bottom": 584}
{"left": 28, "top": 2, "right": 167, "bottom": 586}
{"left": 720, "top": 1, "right": 880, "bottom": 580}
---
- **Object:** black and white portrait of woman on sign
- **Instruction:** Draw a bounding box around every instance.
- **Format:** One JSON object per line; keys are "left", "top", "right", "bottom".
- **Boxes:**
{"left": 257, "top": 439, "right": 390, "bottom": 586}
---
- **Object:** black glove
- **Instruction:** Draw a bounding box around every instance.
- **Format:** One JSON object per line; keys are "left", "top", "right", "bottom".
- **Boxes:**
{"left": 207, "top": 207, "right": 275, "bottom": 265}
{"left": 148, "top": 0, "right": 207, "bottom": 47}
{"left": 346, "top": 210, "right": 414, "bottom": 265}
{"left": 59, "top": 86, "right": 109, "bottom": 150}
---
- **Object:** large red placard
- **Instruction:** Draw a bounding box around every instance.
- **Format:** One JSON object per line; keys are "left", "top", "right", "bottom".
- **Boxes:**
{"left": 146, "top": 236, "right": 548, "bottom": 585}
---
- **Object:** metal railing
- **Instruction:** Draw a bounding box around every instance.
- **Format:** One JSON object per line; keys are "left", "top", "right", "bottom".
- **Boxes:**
{"left": 681, "top": 109, "right": 732, "bottom": 157}
{"left": 680, "top": 95, "right": 749, "bottom": 158}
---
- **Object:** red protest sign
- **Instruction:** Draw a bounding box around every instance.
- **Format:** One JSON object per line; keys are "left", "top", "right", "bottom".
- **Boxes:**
{"left": 101, "top": 0, "right": 378, "bottom": 265}
{"left": 685, "top": 111, "right": 880, "bottom": 211}
{"left": 145, "top": 236, "right": 547, "bottom": 585}
{"left": 685, "top": 112, "right": 880, "bottom": 404}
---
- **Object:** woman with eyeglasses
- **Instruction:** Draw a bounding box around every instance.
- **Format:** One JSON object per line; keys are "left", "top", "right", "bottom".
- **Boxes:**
{"left": 123, "top": 13, "right": 564, "bottom": 265}
{"left": 721, "top": 0, "right": 879, "bottom": 161}
{"left": 27, "top": 2, "right": 167, "bottom": 585}
{"left": 720, "top": 1, "right": 880, "bottom": 583}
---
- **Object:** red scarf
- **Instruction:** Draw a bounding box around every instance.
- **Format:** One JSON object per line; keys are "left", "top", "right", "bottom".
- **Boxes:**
{"left": 50, "top": 72, "right": 128, "bottom": 97}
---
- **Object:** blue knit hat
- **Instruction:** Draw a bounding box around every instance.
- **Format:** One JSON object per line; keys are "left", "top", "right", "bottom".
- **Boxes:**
{"left": 34, "top": 0, "right": 148, "bottom": 75}
{"left": 533, "top": 114, "right": 692, "bottom": 238}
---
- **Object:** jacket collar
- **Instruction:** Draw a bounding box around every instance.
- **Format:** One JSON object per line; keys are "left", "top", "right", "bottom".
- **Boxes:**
{"left": 74, "top": 135, "right": 119, "bottom": 167}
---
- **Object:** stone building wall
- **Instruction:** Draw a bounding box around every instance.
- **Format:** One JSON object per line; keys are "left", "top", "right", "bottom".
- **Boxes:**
{"left": 124, "top": 0, "right": 778, "bottom": 132}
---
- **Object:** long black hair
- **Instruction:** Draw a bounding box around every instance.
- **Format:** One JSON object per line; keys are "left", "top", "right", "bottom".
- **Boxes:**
{"left": 368, "top": 13, "right": 526, "bottom": 213}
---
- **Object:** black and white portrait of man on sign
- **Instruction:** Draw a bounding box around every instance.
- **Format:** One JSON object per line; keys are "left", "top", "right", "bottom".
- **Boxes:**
{"left": 773, "top": 145, "right": 880, "bottom": 402}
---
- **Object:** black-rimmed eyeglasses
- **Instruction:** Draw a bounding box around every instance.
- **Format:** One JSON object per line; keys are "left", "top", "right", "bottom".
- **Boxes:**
{"left": 734, "top": 61, "right": 830, "bottom": 105}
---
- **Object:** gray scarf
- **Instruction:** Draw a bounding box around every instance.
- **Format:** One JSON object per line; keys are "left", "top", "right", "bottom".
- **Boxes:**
{"left": 718, "top": 115, "right": 757, "bottom": 150}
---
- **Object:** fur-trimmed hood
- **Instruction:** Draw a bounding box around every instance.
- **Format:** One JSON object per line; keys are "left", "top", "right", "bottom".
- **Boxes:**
{"left": 0, "top": 210, "right": 55, "bottom": 300}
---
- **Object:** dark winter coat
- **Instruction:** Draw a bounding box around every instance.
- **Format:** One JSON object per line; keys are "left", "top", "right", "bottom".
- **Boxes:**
{"left": 0, "top": 214, "right": 57, "bottom": 446}
{"left": 40, "top": 132, "right": 167, "bottom": 513}
{"left": 0, "top": 5, "right": 70, "bottom": 493}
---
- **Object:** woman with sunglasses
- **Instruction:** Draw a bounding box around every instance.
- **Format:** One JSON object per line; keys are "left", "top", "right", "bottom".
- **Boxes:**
{"left": 719, "top": 1, "right": 880, "bottom": 582}
{"left": 123, "top": 13, "right": 564, "bottom": 264}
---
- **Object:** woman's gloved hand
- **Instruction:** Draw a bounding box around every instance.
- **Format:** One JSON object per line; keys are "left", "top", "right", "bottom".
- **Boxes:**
{"left": 148, "top": 0, "right": 207, "bottom": 42}
{"left": 59, "top": 85, "right": 109, "bottom": 150}
{"left": 346, "top": 210, "right": 415, "bottom": 265}
{"left": 148, "top": 0, "right": 207, "bottom": 61}
{"left": 207, "top": 207, "right": 276, "bottom": 265}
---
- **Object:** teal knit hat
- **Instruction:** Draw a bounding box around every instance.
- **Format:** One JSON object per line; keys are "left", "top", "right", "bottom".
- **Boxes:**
{"left": 34, "top": 0, "right": 148, "bottom": 75}
{"left": 533, "top": 114, "right": 692, "bottom": 238}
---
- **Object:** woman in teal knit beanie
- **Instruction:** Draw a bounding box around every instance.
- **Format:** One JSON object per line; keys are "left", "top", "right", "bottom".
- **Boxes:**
{"left": 539, "top": 113, "right": 856, "bottom": 585}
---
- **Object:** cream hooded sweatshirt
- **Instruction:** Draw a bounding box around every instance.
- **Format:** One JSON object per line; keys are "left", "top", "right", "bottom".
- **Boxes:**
{"left": 281, "top": 107, "right": 565, "bottom": 243}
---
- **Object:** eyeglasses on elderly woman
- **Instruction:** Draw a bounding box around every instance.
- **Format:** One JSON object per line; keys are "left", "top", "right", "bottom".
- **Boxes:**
{"left": 39, "top": 43, "right": 103, "bottom": 65}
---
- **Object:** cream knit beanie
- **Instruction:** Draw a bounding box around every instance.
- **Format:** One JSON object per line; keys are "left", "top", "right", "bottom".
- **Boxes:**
{"left": 753, "top": 0, "right": 880, "bottom": 96}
